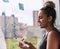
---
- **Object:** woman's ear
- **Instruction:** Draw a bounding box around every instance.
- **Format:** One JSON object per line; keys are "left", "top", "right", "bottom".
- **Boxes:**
{"left": 48, "top": 16, "right": 52, "bottom": 22}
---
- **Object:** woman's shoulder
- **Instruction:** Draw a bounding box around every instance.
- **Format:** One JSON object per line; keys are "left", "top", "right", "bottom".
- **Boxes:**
{"left": 48, "top": 30, "right": 58, "bottom": 39}
{"left": 47, "top": 28, "right": 60, "bottom": 42}
{"left": 50, "top": 28, "right": 60, "bottom": 36}
{"left": 47, "top": 28, "right": 60, "bottom": 46}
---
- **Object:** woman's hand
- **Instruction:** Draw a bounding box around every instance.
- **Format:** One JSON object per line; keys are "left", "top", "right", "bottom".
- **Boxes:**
{"left": 19, "top": 41, "right": 36, "bottom": 49}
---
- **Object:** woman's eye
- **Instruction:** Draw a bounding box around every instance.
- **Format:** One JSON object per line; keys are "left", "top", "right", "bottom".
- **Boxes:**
{"left": 39, "top": 16, "right": 42, "bottom": 19}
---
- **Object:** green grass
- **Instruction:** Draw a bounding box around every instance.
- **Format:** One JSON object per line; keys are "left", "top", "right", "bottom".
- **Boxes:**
{"left": 6, "top": 38, "right": 37, "bottom": 49}
{"left": 6, "top": 39, "right": 20, "bottom": 49}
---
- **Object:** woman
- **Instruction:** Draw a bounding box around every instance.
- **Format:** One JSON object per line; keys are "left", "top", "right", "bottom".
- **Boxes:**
{"left": 19, "top": 1, "right": 60, "bottom": 49}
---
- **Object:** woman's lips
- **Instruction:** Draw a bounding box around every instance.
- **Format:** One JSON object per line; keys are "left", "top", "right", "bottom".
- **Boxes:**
{"left": 39, "top": 24, "right": 41, "bottom": 26}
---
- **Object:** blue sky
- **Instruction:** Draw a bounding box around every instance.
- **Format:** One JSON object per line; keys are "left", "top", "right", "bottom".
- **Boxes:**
{"left": 0, "top": 0, "right": 43, "bottom": 26}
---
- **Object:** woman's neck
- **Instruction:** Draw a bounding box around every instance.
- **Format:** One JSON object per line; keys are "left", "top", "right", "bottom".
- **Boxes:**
{"left": 45, "top": 25, "right": 54, "bottom": 33}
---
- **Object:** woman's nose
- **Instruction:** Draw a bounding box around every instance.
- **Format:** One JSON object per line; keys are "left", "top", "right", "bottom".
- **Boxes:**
{"left": 38, "top": 19, "right": 40, "bottom": 23}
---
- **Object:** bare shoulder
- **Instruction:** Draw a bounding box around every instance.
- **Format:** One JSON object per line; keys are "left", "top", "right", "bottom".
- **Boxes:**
{"left": 47, "top": 30, "right": 60, "bottom": 49}
{"left": 47, "top": 30, "right": 59, "bottom": 43}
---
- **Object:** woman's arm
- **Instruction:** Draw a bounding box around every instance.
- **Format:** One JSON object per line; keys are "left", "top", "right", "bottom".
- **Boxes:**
{"left": 47, "top": 31, "right": 59, "bottom": 49}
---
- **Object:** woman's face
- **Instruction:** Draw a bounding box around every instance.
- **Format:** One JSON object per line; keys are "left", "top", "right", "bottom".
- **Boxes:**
{"left": 38, "top": 10, "right": 49, "bottom": 28}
